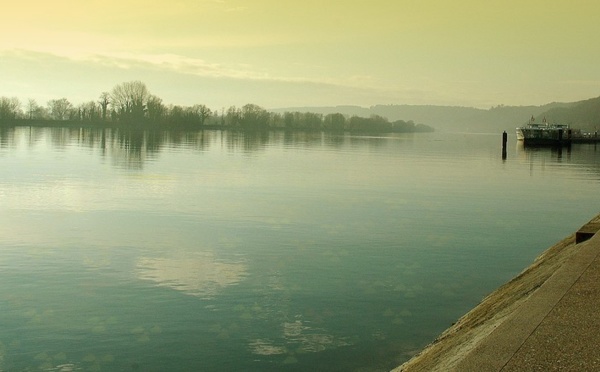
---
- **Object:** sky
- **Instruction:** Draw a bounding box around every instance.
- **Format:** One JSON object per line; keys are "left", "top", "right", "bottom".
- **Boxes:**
{"left": 1, "top": 0, "right": 600, "bottom": 110}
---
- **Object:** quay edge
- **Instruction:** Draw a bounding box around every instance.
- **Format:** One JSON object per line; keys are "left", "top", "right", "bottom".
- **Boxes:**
{"left": 393, "top": 213, "right": 600, "bottom": 372}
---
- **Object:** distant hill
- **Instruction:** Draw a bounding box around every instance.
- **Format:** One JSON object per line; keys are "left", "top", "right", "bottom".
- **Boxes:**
{"left": 538, "top": 96, "right": 600, "bottom": 132}
{"left": 273, "top": 99, "right": 595, "bottom": 133}
{"left": 272, "top": 105, "right": 484, "bottom": 132}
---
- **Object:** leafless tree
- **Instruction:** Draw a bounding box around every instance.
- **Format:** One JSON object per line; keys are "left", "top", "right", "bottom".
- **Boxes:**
{"left": 99, "top": 92, "right": 110, "bottom": 121}
{"left": 26, "top": 99, "right": 39, "bottom": 120}
{"left": 189, "top": 104, "right": 212, "bottom": 125}
{"left": 110, "top": 81, "right": 150, "bottom": 121}
{"left": 0, "top": 97, "right": 22, "bottom": 120}
{"left": 147, "top": 95, "right": 166, "bottom": 122}
{"left": 77, "top": 101, "right": 100, "bottom": 121}
{"left": 47, "top": 98, "right": 73, "bottom": 120}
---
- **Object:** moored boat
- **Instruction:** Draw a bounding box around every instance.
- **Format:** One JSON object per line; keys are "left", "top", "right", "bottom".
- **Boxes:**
{"left": 516, "top": 116, "right": 571, "bottom": 146}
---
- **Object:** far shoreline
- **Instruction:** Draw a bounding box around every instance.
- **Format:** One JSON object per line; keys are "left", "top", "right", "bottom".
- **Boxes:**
{"left": 0, "top": 118, "right": 434, "bottom": 134}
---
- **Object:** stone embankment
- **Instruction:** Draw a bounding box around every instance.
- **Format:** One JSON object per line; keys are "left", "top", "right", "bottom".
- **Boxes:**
{"left": 394, "top": 214, "right": 600, "bottom": 371}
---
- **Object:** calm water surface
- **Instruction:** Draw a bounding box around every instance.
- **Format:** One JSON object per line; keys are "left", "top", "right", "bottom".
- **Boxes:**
{"left": 1, "top": 127, "right": 600, "bottom": 371}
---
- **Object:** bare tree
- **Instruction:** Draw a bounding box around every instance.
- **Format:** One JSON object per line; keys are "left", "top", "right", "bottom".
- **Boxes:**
{"left": 189, "top": 104, "right": 212, "bottom": 125}
{"left": 240, "top": 104, "right": 270, "bottom": 129}
{"left": 324, "top": 113, "right": 346, "bottom": 131}
{"left": 110, "top": 81, "right": 150, "bottom": 121}
{"left": 146, "top": 95, "right": 166, "bottom": 122}
{"left": 47, "top": 98, "right": 73, "bottom": 120}
{"left": 77, "top": 101, "right": 100, "bottom": 121}
{"left": 0, "top": 97, "right": 22, "bottom": 120}
{"left": 225, "top": 106, "right": 242, "bottom": 127}
{"left": 26, "top": 99, "right": 38, "bottom": 120}
{"left": 25, "top": 99, "right": 48, "bottom": 120}
{"left": 98, "top": 92, "right": 110, "bottom": 121}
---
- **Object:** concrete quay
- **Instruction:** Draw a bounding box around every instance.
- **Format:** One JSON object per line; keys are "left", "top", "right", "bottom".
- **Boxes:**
{"left": 394, "top": 214, "right": 600, "bottom": 371}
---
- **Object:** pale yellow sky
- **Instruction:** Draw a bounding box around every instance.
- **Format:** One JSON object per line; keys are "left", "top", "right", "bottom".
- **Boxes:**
{"left": 1, "top": 1, "right": 599, "bottom": 109}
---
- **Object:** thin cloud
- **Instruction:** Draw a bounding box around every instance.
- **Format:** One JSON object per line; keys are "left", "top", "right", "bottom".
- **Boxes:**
{"left": 225, "top": 6, "right": 248, "bottom": 12}
{"left": 0, "top": 48, "right": 466, "bottom": 107}
{"left": 30, "top": 49, "right": 396, "bottom": 93}
{"left": 559, "top": 80, "right": 600, "bottom": 87}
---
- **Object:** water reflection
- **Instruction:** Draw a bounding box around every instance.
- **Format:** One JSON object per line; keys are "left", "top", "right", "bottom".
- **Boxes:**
{"left": 2, "top": 126, "right": 411, "bottom": 169}
{"left": 249, "top": 316, "right": 354, "bottom": 359}
{"left": 0, "top": 127, "right": 16, "bottom": 149}
{"left": 4, "top": 127, "right": 600, "bottom": 371}
{"left": 136, "top": 253, "right": 247, "bottom": 298}
{"left": 516, "top": 141, "right": 600, "bottom": 178}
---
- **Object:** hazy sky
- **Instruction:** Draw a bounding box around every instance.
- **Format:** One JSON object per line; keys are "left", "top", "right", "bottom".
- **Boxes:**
{"left": 2, "top": 1, "right": 599, "bottom": 110}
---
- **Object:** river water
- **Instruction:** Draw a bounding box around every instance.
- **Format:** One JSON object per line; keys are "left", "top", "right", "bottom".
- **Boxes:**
{"left": 1, "top": 127, "right": 600, "bottom": 371}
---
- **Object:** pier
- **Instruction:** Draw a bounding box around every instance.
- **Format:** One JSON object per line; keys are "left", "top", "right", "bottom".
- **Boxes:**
{"left": 395, "top": 214, "right": 600, "bottom": 371}
{"left": 572, "top": 134, "right": 600, "bottom": 144}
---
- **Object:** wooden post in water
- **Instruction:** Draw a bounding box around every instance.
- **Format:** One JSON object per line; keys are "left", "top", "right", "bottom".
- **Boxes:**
{"left": 558, "top": 128, "right": 563, "bottom": 144}
{"left": 502, "top": 131, "right": 507, "bottom": 159}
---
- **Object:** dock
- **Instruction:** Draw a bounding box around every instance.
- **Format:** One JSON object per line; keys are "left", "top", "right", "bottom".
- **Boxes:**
{"left": 572, "top": 135, "right": 600, "bottom": 144}
{"left": 394, "top": 214, "right": 600, "bottom": 371}
{"left": 520, "top": 135, "right": 600, "bottom": 147}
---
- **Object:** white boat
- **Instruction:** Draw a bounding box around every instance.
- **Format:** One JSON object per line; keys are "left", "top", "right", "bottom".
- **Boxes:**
{"left": 516, "top": 116, "right": 571, "bottom": 146}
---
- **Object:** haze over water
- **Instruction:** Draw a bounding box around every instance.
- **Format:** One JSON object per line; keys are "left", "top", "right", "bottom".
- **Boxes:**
{"left": 1, "top": 127, "right": 600, "bottom": 371}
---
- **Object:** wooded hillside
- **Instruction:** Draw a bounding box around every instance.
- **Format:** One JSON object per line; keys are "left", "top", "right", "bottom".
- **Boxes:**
{"left": 275, "top": 98, "right": 599, "bottom": 133}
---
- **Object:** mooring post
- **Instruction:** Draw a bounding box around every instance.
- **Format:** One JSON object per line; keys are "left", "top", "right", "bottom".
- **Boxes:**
{"left": 502, "top": 131, "right": 507, "bottom": 159}
{"left": 558, "top": 128, "right": 563, "bottom": 143}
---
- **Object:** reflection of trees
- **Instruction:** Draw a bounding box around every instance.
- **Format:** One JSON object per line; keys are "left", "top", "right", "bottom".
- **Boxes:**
{"left": 519, "top": 143, "right": 600, "bottom": 172}
{"left": 49, "top": 127, "right": 74, "bottom": 150}
{"left": 11, "top": 127, "right": 404, "bottom": 169}
{"left": 223, "top": 131, "right": 271, "bottom": 154}
{"left": 323, "top": 133, "right": 345, "bottom": 148}
{"left": 163, "top": 130, "right": 213, "bottom": 151}
{"left": 111, "top": 130, "right": 151, "bottom": 169}
{"left": 0, "top": 127, "right": 16, "bottom": 149}
{"left": 282, "top": 131, "right": 325, "bottom": 148}
{"left": 347, "top": 135, "right": 387, "bottom": 150}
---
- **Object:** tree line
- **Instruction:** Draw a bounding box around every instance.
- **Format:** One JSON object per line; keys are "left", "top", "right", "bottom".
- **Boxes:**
{"left": 0, "top": 81, "right": 433, "bottom": 133}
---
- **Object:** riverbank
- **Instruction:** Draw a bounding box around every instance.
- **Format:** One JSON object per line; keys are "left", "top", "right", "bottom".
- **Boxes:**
{"left": 0, "top": 118, "right": 434, "bottom": 134}
{"left": 394, "top": 214, "right": 600, "bottom": 371}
